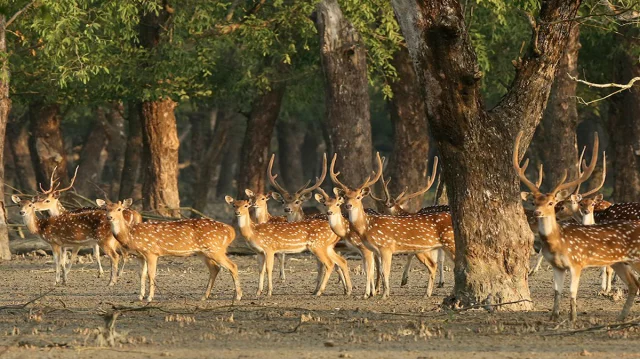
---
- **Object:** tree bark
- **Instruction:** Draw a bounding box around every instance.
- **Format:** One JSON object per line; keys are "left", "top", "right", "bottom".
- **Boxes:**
{"left": 388, "top": 45, "right": 431, "bottom": 212}
{"left": 276, "top": 119, "right": 305, "bottom": 191}
{"left": 301, "top": 122, "right": 322, "bottom": 181}
{"left": 529, "top": 24, "right": 581, "bottom": 192}
{"left": 216, "top": 119, "right": 244, "bottom": 198}
{"left": 140, "top": 99, "right": 180, "bottom": 216}
{"left": 75, "top": 107, "right": 109, "bottom": 196}
{"left": 119, "top": 102, "right": 143, "bottom": 200}
{"left": 314, "top": 0, "right": 373, "bottom": 190}
{"left": 608, "top": 26, "right": 640, "bottom": 202}
{"left": 0, "top": 16, "right": 11, "bottom": 260}
{"left": 188, "top": 109, "right": 214, "bottom": 202}
{"left": 192, "top": 111, "right": 234, "bottom": 215}
{"left": 7, "top": 118, "right": 36, "bottom": 192}
{"left": 103, "top": 103, "right": 127, "bottom": 199}
{"left": 235, "top": 86, "right": 285, "bottom": 197}
{"left": 28, "top": 103, "right": 68, "bottom": 188}
{"left": 391, "top": 0, "right": 581, "bottom": 309}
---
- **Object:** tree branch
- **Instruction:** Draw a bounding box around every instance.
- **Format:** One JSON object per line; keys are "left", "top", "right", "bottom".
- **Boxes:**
{"left": 570, "top": 74, "right": 640, "bottom": 105}
{"left": 6, "top": 1, "right": 36, "bottom": 28}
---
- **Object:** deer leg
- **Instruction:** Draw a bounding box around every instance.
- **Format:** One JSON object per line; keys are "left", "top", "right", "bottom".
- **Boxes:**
{"left": 568, "top": 267, "right": 582, "bottom": 323}
{"left": 551, "top": 268, "right": 566, "bottom": 321}
{"left": 146, "top": 255, "right": 158, "bottom": 302}
{"left": 401, "top": 255, "right": 414, "bottom": 287}
{"left": 375, "top": 254, "right": 383, "bottom": 295}
{"left": 256, "top": 252, "right": 266, "bottom": 296}
{"left": 613, "top": 263, "right": 639, "bottom": 321}
{"left": 117, "top": 248, "right": 127, "bottom": 277}
{"left": 313, "top": 258, "right": 324, "bottom": 294}
{"left": 328, "top": 247, "right": 352, "bottom": 296}
{"left": 265, "top": 251, "right": 275, "bottom": 296}
{"left": 138, "top": 256, "right": 148, "bottom": 301}
{"left": 51, "top": 244, "right": 62, "bottom": 285}
{"left": 64, "top": 247, "right": 80, "bottom": 282}
{"left": 414, "top": 251, "right": 437, "bottom": 298}
{"left": 201, "top": 258, "right": 221, "bottom": 301}
{"left": 437, "top": 249, "right": 445, "bottom": 287}
{"left": 105, "top": 245, "right": 120, "bottom": 287}
{"left": 360, "top": 248, "right": 375, "bottom": 298}
{"left": 314, "top": 251, "right": 335, "bottom": 297}
{"left": 380, "top": 249, "right": 393, "bottom": 299}
{"left": 278, "top": 253, "right": 286, "bottom": 282}
{"left": 94, "top": 244, "right": 104, "bottom": 278}
{"left": 211, "top": 252, "right": 243, "bottom": 301}
{"left": 529, "top": 253, "right": 544, "bottom": 276}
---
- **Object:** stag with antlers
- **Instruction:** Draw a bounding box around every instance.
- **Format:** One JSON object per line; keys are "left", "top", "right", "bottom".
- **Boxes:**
{"left": 330, "top": 153, "right": 454, "bottom": 298}
{"left": 515, "top": 132, "right": 640, "bottom": 322}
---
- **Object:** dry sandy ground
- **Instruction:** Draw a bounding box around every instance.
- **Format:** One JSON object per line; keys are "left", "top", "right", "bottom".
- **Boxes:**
{"left": 1, "top": 251, "right": 640, "bottom": 359}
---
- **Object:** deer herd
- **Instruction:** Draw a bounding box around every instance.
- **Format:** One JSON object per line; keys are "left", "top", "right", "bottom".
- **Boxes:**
{"left": 10, "top": 132, "right": 640, "bottom": 323}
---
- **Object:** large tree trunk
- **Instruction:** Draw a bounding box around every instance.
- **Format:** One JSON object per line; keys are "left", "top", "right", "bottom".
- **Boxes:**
{"left": 276, "top": 119, "right": 305, "bottom": 191}
{"left": 608, "top": 27, "right": 640, "bottom": 202}
{"left": 75, "top": 107, "right": 109, "bottom": 196}
{"left": 140, "top": 99, "right": 180, "bottom": 216}
{"left": 192, "top": 111, "right": 234, "bottom": 215}
{"left": 235, "top": 87, "right": 284, "bottom": 196}
{"left": 392, "top": 0, "right": 581, "bottom": 309}
{"left": 119, "top": 102, "right": 143, "bottom": 200}
{"left": 0, "top": 16, "right": 11, "bottom": 260}
{"left": 314, "top": 0, "right": 373, "bottom": 191}
{"left": 216, "top": 119, "right": 244, "bottom": 198}
{"left": 387, "top": 46, "right": 431, "bottom": 212}
{"left": 7, "top": 118, "right": 36, "bottom": 192}
{"left": 103, "top": 103, "right": 127, "bottom": 199}
{"left": 529, "top": 24, "right": 581, "bottom": 192}
{"left": 28, "top": 103, "right": 68, "bottom": 188}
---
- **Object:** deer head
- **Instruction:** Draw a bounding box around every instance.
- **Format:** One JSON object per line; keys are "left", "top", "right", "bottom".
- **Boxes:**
{"left": 329, "top": 152, "right": 384, "bottom": 215}
{"left": 97, "top": 198, "right": 133, "bottom": 234}
{"left": 33, "top": 166, "right": 79, "bottom": 215}
{"left": 314, "top": 187, "right": 345, "bottom": 217}
{"left": 514, "top": 132, "right": 599, "bottom": 219}
{"left": 225, "top": 196, "right": 252, "bottom": 218}
{"left": 268, "top": 153, "right": 327, "bottom": 219}
{"left": 12, "top": 195, "right": 35, "bottom": 218}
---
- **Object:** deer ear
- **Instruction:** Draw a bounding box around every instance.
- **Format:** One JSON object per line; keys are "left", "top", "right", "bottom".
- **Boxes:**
{"left": 224, "top": 196, "right": 235, "bottom": 205}
{"left": 333, "top": 187, "right": 344, "bottom": 197}
{"left": 555, "top": 190, "right": 571, "bottom": 202}
{"left": 245, "top": 189, "right": 254, "bottom": 198}
{"left": 573, "top": 194, "right": 582, "bottom": 202}
{"left": 337, "top": 197, "right": 344, "bottom": 204}
{"left": 265, "top": 191, "right": 273, "bottom": 199}
{"left": 300, "top": 192, "right": 312, "bottom": 201}
{"left": 361, "top": 187, "right": 371, "bottom": 197}
{"left": 314, "top": 193, "right": 325, "bottom": 204}
{"left": 11, "top": 195, "right": 21, "bottom": 204}
{"left": 123, "top": 198, "right": 133, "bottom": 208}
{"left": 52, "top": 191, "right": 61, "bottom": 199}
{"left": 595, "top": 193, "right": 604, "bottom": 202}
{"left": 271, "top": 192, "right": 283, "bottom": 202}
{"left": 520, "top": 192, "right": 533, "bottom": 202}
{"left": 96, "top": 199, "right": 106, "bottom": 207}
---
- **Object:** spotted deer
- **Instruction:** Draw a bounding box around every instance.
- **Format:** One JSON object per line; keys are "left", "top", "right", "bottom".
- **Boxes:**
{"left": 32, "top": 166, "right": 141, "bottom": 279}
{"left": 514, "top": 132, "right": 640, "bottom": 322}
{"left": 225, "top": 196, "right": 351, "bottom": 297}
{"left": 12, "top": 195, "right": 123, "bottom": 286}
{"left": 244, "top": 189, "right": 288, "bottom": 281}
{"left": 369, "top": 159, "right": 449, "bottom": 289}
{"left": 98, "top": 199, "right": 242, "bottom": 302}
{"left": 330, "top": 153, "right": 455, "bottom": 298}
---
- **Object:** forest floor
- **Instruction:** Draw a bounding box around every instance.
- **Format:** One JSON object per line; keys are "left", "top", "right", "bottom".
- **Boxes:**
{"left": 1, "top": 249, "right": 640, "bottom": 359}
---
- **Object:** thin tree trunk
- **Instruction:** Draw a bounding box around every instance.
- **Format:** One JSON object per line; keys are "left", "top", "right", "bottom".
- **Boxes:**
{"left": 388, "top": 45, "right": 431, "bottom": 212}
{"left": 301, "top": 122, "right": 321, "bottom": 181}
{"left": 188, "top": 109, "right": 214, "bottom": 204}
{"left": 216, "top": 119, "right": 244, "bottom": 198}
{"left": 608, "top": 26, "right": 640, "bottom": 202}
{"left": 392, "top": 0, "right": 581, "bottom": 309}
{"left": 0, "top": 15, "right": 10, "bottom": 260}
{"left": 140, "top": 99, "right": 180, "bottom": 216}
{"left": 314, "top": 0, "right": 373, "bottom": 191}
{"left": 235, "top": 86, "right": 285, "bottom": 196}
{"left": 104, "top": 103, "right": 127, "bottom": 199}
{"left": 529, "top": 24, "right": 581, "bottom": 192}
{"left": 119, "top": 102, "right": 143, "bottom": 200}
{"left": 192, "top": 111, "right": 234, "bottom": 215}
{"left": 7, "top": 118, "right": 36, "bottom": 192}
{"left": 75, "top": 107, "right": 109, "bottom": 196}
{"left": 276, "top": 119, "right": 305, "bottom": 191}
{"left": 28, "top": 103, "right": 68, "bottom": 188}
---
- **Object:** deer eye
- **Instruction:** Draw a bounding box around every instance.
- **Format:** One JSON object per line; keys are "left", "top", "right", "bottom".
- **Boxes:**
{"left": 45, "top": 200, "right": 50, "bottom": 203}
{"left": 118, "top": 208, "right": 122, "bottom": 211}
{"left": 356, "top": 196, "right": 361, "bottom": 200}
{"left": 295, "top": 200, "right": 300, "bottom": 204}
{"left": 548, "top": 202, "right": 553, "bottom": 206}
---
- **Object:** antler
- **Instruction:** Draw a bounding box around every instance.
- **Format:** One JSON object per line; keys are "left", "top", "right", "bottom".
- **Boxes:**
{"left": 296, "top": 153, "right": 328, "bottom": 196}
{"left": 550, "top": 133, "right": 599, "bottom": 195}
{"left": 573, "top": 146, "right": 587, "bottom": 195}
{"left": 329, "top": 153, "right": 349, "bottom": 191}
{"left": 267, "top": 154, "right": 290, "bottom": 196}
{"left": 55, "top": 166, "right": 79, "bottom": 193}
{"left": 39, "top": 166, "right": 60, "bottom": 194}
{"left": 330, "top": 152, "right": 384, "bottom": 191}
{"left": 361, "top": 153, "right": 384, "bottom": 189}
{"left": 396, "top": 156, "right": 439, "bottom": 206}
{"left": 579, "top": 152, "right": 606, "bottom": 198}
{"left": 315, "top": 186, "right": 331, "bottom": 201}
{"left": 513, "top": 132, "right": 542, "bottom": 195}
{"left": 370, "top": 176, "right": 392, "bottom": 204}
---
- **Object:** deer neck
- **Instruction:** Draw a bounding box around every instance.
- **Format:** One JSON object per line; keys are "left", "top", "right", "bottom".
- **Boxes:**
{"left": 23, "top": 212, "right": 42, "bottom": 235}
{"left": 254, "top": 206, "right": 271, "bottom": 224}
{"left": 328, "top": 213, "right": 349, "bottom": 238}
{"left": 237, "top": 213, "right": 255, "bottom": 239}
{"left": 109, "top": 217, "right": 132, "bottom": 246}
{"left": 582, "top": 212, "right": 595, "bottom": 225}
{"left": 389, "top": 205, "right": 408, "bottom": 216}
{"left": 348, "top": 206, "right": 368, "bottom": 237}
{"left": 537, "top": 215, "right": 563, "bottom": 245}
{"left": 287, "top": 209, "right": 305, "bottom": 222}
